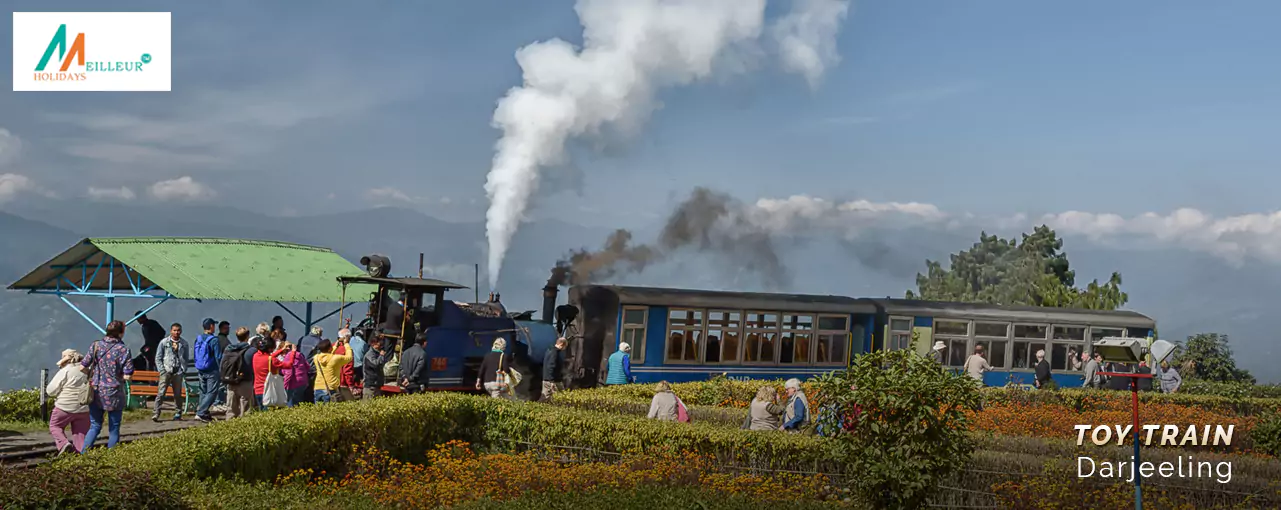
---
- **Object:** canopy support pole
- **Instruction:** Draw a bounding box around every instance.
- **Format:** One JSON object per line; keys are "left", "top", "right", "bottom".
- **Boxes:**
{"left": 33, "top": 253, "right": 178, "bottom": 335}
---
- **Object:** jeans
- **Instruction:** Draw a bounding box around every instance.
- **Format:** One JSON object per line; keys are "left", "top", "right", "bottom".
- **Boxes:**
{"left": 49, "top": 408, "right": 90, "bottom": 453}
{"left": 83, "top": 403, "right": 123, "bottom": 450}
{"left": 196, "top": 371, "right": 221, "bottom": 418}
{"left": 254, "top": 394, "right": 264, "bottom": 411}
{"left": 152, "top": 371, "right": 184, "bottom": 418}
{"left": 286, "top": 387, "right": 308, "bottom": 407}
{"left": 313, "top": 389, "right": 332, "bottom": 403}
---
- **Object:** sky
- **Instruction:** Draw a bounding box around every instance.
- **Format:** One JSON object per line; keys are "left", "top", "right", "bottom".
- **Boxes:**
{"left": 3, "top": 1, "right": 1281, "bottom": 266}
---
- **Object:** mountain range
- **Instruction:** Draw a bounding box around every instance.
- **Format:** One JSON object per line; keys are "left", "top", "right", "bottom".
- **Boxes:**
{"left": 0, "top": 199, "right": 1276, "bottom": 388}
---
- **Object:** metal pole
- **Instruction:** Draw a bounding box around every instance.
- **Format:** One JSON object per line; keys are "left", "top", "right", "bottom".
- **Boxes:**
{"left": 418, "top": 253, "right": 424, "bottom": 278}
{"left": 1132, "top": 377, "right": 1142, "bottom": 509}
{"left": 305, "top": 303, "right": 314, "bottom": 336}
{"left": 39, "top": 368, "right": 49, "bottom": 423}
{"left": 105, "top": 296, "right": 115, "bottom": 325}
{"left": 474, "top": 263, "right": 480, "bottom": 303}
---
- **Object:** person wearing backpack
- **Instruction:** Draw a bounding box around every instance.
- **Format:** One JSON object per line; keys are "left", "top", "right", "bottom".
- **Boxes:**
{"left": 221, "top": 326, "right": 256, "bottom": 419}
{"left": 193, "top": 318, "right": 224, "bottom": 423}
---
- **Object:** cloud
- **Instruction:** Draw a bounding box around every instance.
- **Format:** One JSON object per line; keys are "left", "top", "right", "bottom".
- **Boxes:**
{"left": 0, "top": 173, "right": 37, "bottom": 203}
{"left": 149, "top": 176, "right": 216, "bottom": 201}
{"left": 87, "top": 186, "right": 137, "bottom": 201}
{"left": 770, "top": 0, "right": 851, "bottom": 89}
{"left": 0, "top": 129, "right": 22, "bottom": 167}
{"left": 746, "top": 193, "right": 1281, "bottom": 267}
{"left": 363, "top": 187, "right": 414, "bottom": 203}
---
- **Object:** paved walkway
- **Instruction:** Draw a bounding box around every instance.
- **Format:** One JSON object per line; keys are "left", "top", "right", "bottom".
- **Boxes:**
{"left": 0, "top": 402, "right": 215, "bottom": 468}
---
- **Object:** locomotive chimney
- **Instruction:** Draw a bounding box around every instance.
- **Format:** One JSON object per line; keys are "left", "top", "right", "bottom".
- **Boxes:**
{"left": 541, "top": 283, "right": 558, "bottom": 324}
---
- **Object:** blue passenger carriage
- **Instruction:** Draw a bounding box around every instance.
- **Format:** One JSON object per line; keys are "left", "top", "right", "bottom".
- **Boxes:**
{"left": 561, "top": 285, "right": 1157, "bottom": 389}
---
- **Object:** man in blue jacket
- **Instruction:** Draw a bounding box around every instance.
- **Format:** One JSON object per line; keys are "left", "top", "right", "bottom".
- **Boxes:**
{"left": 192, "top": 318, "right": 223, "bottom": 423}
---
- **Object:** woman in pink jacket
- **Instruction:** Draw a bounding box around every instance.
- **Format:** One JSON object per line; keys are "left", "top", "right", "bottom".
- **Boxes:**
{"left": 276, "top": 340, "right": 310, "bottom": 407}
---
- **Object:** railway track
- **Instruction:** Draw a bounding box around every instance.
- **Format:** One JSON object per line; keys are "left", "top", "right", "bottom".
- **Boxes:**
{"left": 0, "top": 420, "right": 200, "bottom": 469}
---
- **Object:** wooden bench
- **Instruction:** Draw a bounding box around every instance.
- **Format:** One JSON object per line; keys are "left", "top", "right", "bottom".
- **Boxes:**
{"left": 125, "top": 370, "right": 199, "bottom": 414}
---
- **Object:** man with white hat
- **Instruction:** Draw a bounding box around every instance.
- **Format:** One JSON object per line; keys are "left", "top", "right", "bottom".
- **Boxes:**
{"left": 928, "top": 340, "right": 947, "bottom": 364}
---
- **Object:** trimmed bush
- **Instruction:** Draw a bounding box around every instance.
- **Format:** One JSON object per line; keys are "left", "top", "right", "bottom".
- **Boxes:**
{"left": 0, "top": 388, "right": 41, "bottom": 422}
{"left": 454, "top": 485, "right": 845, "bottom": 510}
{"left": 0, "top": 465, "right": 187, "bottom": 510}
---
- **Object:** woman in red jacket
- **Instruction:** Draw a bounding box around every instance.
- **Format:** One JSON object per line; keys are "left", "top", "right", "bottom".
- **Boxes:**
{"left": 252, "top": 329, "right": 287, "bottom": 410}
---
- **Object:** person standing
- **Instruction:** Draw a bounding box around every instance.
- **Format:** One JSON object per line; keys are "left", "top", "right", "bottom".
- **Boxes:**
{"left": 252, "top": 331, "right": 288, "bottom": 410}
{"left": 133, "top": 312, "right": 166, "bottom": 371}
{"left": 349, "top": 330, "right": 368, "bottom": 384}
{"left": 298, "top": 326, "right": 323, "bottom": 402}
{"left": 152, "top": 323, "right": 190, "bottom": 422}
{"left": 192, "top": 318, "right": 223, "bottom": 423}
{"left": 398, "top": 333, "right": 429, "bottom": 394}
{"left": 604, "top": 342, "right": 632, "bottom": 385}
{"left": 1083, "top": 352, "right": 1102, "bottom": 389}
{"left": 222, "top": 327, "right": 256, "bottom": 419}
{"left": 928, "top": 341, "right": 947, "bottom": 365}
{"left": 362, "top": 334, "right": 390, "bottom": 400}
{"left": 81, "top": 320, "right": 134, "bottom": 449}
{"left": 1033, "top": 349, "right": 1055, "bottom": 390}
{"left": 541, "top": 338, "right": 567, "bottom": 401}
{"left": 476, "top": 338, "right": 512, "bottom": 398}
{"left": 1159, "top": 361, "right": 1183, "bottom": 393}
{"left": 962, "top": 345, "right": 992, "bottom": 382}
{"left": 780, "top": 378, "right": 810, "bottom": 433}
{"left": 313, "top": 338, "right": 353, "bottom": 403}
{"left": 46, "top": 349, "right": 91, "bottom": 455}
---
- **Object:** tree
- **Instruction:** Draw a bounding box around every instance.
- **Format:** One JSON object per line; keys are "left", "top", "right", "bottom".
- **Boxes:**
{"left": 906, "top": 225, "right": 1128, "bottom": 310}
{"left": 1171, "top": 333, "right": 1255, "bottom": 384}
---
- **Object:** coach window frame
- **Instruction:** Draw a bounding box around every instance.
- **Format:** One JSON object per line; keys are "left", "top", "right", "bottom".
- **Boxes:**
{"left": 888, "top": 316, "right": 914, "bottom": 352}
{"left": 743, "top": 311, "right": 781, "bottom": 365}
{"left": 1011, "top": 323, "right": 1049, "bottom": 370}
{"left": 815, "top": 314, "right": 850, "bottom": 365}
{"left": 779, "top": 313, "right": 814, "bottom": 364}
{"left": 664, "top": 308, "right": 705, "bottom": 365}
{"left": 704, "top": 309, "right": 743, "bottom": 364}
{"left": 621, "top": 306, "right": 649, "bottom": 364}
{"left": 933, "top": 318, "right": 970, "bottom": 367}
{"left": 1050, "top": 324, "right": 1087, "bottom": 372}
{"left": 972, "top": 321, "right": 1011, "bottom": 370}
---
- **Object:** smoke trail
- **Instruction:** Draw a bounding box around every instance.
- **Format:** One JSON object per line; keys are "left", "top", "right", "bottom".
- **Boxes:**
{"left": 485, "top": 0, "right": 852, "bottom": 289}
{"left": 548, "top": 186, "right": 787, "bottom": 289}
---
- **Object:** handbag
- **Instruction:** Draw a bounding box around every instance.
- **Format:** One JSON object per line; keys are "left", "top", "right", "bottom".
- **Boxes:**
{"left": 262, "top": 357, "right": 288, "bottom": 408}
{"left": 79, "top": 343, "right": 98, "bottom": 406}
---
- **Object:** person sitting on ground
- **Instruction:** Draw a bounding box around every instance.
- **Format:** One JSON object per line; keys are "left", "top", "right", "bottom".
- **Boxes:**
{"left": 541, "top": 337, "right": 568, "bottom": 402}
{"left": 46, "top": 349, "right": 91, "bottom": 455}
{"left": 152, "top": 323, "right": 189, "bottom": 422}
{"left": 647, "top": 381, "right": 679, "bottom": 421}
{"left": 362, "top": 334, "right": 390, "bottom": 400}
{"left": 741, "top": 385, "right": 786, "bottom": 431}
{"left": 313, "top": 337, "right": 353, "bottom": 403}
{"left": 476, "top": 338, "right": 513, "bottom": 398}
{"left": 605, "top": 342, "right": 632, "bottom": 385}
{"left": 780, "top": 378, "right": 810, "bottom": 433}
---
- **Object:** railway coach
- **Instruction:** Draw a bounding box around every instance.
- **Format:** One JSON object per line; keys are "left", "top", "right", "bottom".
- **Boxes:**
{"left": 561, "top": 285, "right": 1156, "bottom": 389}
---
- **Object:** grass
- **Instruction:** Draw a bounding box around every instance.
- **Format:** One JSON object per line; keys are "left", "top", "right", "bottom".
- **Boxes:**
{"left": 0, "top": 409, "right": 156, "bottom": 435}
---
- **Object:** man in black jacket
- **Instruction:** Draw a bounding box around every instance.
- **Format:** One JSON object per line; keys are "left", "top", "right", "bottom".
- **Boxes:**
{"left": 541, "top": 337, "right": 567, "bottom": 402}
{"left": 398, "top": 333, "right": 429, "bottom": 394}
{"left": 362, "top": 334, "right": 390, "bottom": 400}
{"left": 134, "top": 312, "right": 166, "bottom": 371}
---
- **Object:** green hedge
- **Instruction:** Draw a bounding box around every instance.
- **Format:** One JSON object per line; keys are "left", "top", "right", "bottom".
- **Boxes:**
{"left": 0, "top": 389, "right": 41, "bottom": 423}
{"left": 1180, "top": 380, "right": 1281, "bottom": 399}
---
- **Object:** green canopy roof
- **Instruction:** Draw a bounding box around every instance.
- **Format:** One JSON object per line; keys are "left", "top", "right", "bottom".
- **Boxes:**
{"left": 8, "top": 237, "right": 378, "bottom": 302}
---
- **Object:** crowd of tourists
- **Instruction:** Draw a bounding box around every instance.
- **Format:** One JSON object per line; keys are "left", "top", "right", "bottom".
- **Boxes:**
{"left": 930, "top": 340, "right": 1183, "bottom": 393}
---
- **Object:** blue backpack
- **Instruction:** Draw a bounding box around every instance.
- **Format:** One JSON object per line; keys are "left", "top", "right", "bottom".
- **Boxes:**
{"left": 194, "top": 334, "right": 220, "bottom": 372}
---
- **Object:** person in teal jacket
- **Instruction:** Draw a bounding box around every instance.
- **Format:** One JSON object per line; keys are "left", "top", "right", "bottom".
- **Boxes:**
{"left": 605, "top": 342, "right": 632, "bottom": 385}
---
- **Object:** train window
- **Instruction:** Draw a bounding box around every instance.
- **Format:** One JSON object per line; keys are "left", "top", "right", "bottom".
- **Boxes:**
{"left": 975, "top": 322, "right": 1009, "bottom": 338}
{"left": 974, "top": 339, "right": 1007, "bottom": 369}
{"left": 666, "top": 308, "right": 704, "bottom": 364}
{"left": 816, "top": 333, "right": 848, "bottom": 364}
{"left": 1090, "top": 327, "right": 1124, "bottom": 341}
{"left": 779, "top": 331, "right": 812, "bottom": 364}
{"left": 706, "top": 310, "right": 742, "bottom": 364}
{"left": 759, "top": 333, "right": 775, "bottom": 362}
{"left": 888, "top": 316, "right": 913, "bottom": 352}
{"left": 890, "top": 318, "right": 912, "bottom": 332}
{"left": 782, "top": 314, "right": 814, "bottom": 330}
{"left": 1052, "top": 343, "right": 1085, "bottom": 372}
{"left": 1012, "top": 341, "right": 1047, "bottom": 370}
{"left": 946, "top": 338, "right": 968, "bottom": 366}
{"left": 1053, "top": 326, "right": 1086, "bottom": 341}
{"left": 621, "top": 306, "right": 648, "bottom": 363}
{"left": 818, "top": 316, "right": 847, "bottom": 331}
{"left": 1014, "top": 324, "right": 1048, "bottom": 339}
{"left": 935, "top": 320, "right": 969, "bottom": 336}
{"left": 747, "top": 312, "right": 779, "bottom": 329}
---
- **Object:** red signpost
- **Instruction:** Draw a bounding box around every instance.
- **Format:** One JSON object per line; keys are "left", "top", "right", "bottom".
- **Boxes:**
{"left": 1099, "top": 370, "right": 1154, "bottom": 510}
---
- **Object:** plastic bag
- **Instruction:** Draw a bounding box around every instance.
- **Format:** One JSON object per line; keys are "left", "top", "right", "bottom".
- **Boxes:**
{"left": 263, "top": 373, "right": 288, "bottom": 408}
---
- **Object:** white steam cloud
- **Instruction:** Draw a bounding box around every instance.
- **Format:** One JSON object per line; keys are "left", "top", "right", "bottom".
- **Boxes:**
{"left": 483, "top": 0, "right": 852, "bottom": 290}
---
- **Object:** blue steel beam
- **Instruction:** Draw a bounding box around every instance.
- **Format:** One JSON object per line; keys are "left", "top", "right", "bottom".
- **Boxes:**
{"left": 125, "top": 295, "right": 173, "bottom": 326}
{"left": 59, "top": 296, "right": 107, "bottom": 335}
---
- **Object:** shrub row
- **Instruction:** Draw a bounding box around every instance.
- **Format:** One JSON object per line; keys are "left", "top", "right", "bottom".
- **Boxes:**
{"left": 1181, "top": 380, "right": 1281, "bottom": 400}
{"left": 0, "top": 388, "right": 41, "bottom": 423}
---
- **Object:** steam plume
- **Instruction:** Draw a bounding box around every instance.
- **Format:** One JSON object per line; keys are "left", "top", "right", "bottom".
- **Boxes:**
{"left": 485, "top": 0, "right": 852, "bottom": 289}
{"left": 549, "top": 187, "right": 787, "bottom": 289}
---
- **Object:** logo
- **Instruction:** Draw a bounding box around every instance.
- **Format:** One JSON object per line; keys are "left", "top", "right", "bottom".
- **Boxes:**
{"left": 13, "top": 12, "right": 171, "bottom": 92}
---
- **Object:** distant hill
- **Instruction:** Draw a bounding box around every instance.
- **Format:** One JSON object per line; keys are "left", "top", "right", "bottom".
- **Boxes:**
{"left": 0, "top": 201, "right": 1277, "bottom": 388}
